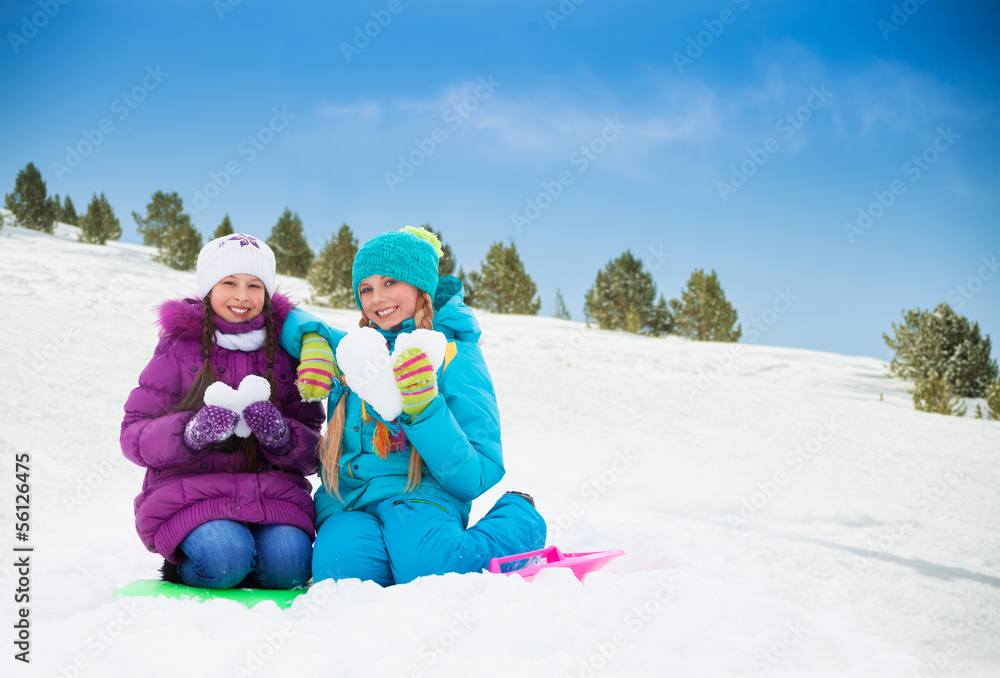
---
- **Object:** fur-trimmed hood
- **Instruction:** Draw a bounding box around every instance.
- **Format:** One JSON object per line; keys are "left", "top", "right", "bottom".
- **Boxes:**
{"left": 156, "top": 292, "right": 296, "bottom": 341}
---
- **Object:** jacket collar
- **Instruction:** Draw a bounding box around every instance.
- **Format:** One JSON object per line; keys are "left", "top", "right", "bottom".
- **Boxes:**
{"left": 372, "top": 318, "right": 416, "bottom": 347}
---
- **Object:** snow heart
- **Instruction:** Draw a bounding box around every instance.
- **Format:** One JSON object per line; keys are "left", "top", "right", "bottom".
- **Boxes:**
{"left": 203, "top": 374, "right": 272, "bottom": 438}
{"left": 336, "top": 327, "right": 447, "bottom": 421}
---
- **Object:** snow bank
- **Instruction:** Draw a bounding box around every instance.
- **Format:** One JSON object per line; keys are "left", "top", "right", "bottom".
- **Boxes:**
{"left": 1, "top": 225, "right": 997, "bottom": 677}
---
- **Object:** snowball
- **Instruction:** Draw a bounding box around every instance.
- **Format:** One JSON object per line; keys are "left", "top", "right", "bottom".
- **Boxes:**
{"left": 392, "top": 328, "right": 447, "bottom": 373}
{"left": 336, "top": 326, "right": 404, "bottom": 421}
{"left": 203, "top": 374, "right": 271, "bottom": 437}
{"left": 336, "top": 326, "right": 448, "bottom": 421}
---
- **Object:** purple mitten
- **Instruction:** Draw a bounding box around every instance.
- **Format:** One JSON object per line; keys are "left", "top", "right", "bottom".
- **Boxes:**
{"left": 184, "top": 405, "right": 239, "bottom": 451}
{"left": 242, "top": 400, "right": 290, "bottom": 451}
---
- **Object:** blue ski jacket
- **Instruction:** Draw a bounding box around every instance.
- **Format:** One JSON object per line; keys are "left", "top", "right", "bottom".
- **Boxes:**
{"left": 278, "top": 275, "right": 504, "bottom": 527}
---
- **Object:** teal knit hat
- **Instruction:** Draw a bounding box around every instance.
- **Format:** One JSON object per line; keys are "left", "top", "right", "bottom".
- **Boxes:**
{"left": 353, "top": 226, "right": 443, "bottom": 311}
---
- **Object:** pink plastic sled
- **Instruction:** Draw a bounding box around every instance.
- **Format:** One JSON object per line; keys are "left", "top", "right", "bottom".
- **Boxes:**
{"left": 488, "top": 546, "right": 625, "bottom": 582}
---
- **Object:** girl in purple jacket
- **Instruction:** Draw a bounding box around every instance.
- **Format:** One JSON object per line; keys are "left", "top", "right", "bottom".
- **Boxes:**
{"left": 121, "top": 233, "right": 324, "bottom": 589}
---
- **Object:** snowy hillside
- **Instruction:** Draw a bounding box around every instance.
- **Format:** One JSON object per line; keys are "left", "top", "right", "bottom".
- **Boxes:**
{"left": 1, "top": 224, "right": 998, "bottom": 678}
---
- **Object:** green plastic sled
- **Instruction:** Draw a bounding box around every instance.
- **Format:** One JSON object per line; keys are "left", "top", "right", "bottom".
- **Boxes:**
{"left": 114, "top": 579, "right": 308, "bottom": 609}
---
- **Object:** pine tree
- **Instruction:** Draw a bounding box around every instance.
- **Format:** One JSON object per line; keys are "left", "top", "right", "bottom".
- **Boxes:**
{"left": 78, "top": 192, "right": 121, "bottom": 245}
{"left": 583, "top": 251, "right": 668, "bottom": 335}
{"left": 134, "top": 191, "right": 183, "bottom": 248}
{"left": 5, "top": 162, "right": 57, "bottom": 233}
{"left": 987, "top": 377, "right": 1000, "bottom": 421}
{"left": 62, "top": 195, "right": 79, "bottom": 225}
{"left": 267, "top": 208, "right": 314, "bottom": 278}
{"left": 52, "top": 193, "right": 63, "bottom": 223}
{"left": 159, "top": 221, "right": 203, "bottom": 271}
{"left": 98, "top": 192, "right": 121, "bottom": 242}
{"left": 470, "top": 241, "right": 541, "bottom": 314}
{"left": 650, "top": 294, "right": 674, "bottom": 336}
{"left": 671, "top": 269, "right": 741, "bottom": 342}
{"left": 421, "top": 224, "right": 456, "bottom": 276}
{"left": 77, "top": 194, "right": 99, "bottom": 243}
{"left": 939, "top": 309, "right": 997, "bottom": 398}
{"left": 554, "top": 289, "right": 571, "bottom": 320}
{"left": 133, "top": 191, "right": 201, "bottom": 270}
{"left": 883, "top": 303, "right": 998, "bottom": 398}
{"left": 308, "top": 223, "right": 358, "bottom": 308}
{"left": 912, "top": 371, "right": 967, "bottom": 417}
{"left": 457, "top": 266, "right": 476, "bottom": 307}
{"left": 213, "top": 214, "right": 234, "bottom": 239}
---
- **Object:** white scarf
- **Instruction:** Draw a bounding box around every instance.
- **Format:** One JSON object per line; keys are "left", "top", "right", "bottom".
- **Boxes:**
{"left": 215, "top": 329, "right": 265, "bottom": 351}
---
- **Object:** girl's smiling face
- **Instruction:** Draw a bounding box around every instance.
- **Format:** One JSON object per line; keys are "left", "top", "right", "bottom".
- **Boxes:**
{"left": 209, "top": 274, "right": 266, "bottom": 322}
{"left": 358, "top": 275, "right": 419, "bottom": 330}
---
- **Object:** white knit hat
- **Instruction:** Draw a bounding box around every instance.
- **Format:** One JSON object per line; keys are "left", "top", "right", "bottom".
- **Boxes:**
{"left": 196, "top": 233, "right": 277, "bottom": 298}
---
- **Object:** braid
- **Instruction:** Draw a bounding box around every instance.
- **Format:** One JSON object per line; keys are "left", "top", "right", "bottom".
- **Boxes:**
{"left": 263, "top": 294, "right": 277, "bottom": 401}
{"left": 173, "top": 298, "right": 218, "bottom": 413}
{"left": 404, "top": 450, "right": 425, "bottom": 493}
{"left": 413, "top": 292, "right": 434, "bottom": 330}
{"left": 238, "top": 293, "right": 277, "bottom": 475}
{"left": 406, "top": 291, "right": 433, "bottom": 489}
{"left": 201, "top": 299, "right": 215, "bottom": 357}
{"left": 319, "top": 385, "right": 347, "bottom": 499}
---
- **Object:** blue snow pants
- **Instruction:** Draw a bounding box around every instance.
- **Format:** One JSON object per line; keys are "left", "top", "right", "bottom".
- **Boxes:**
{"left": 312, "top": 492, "right": 546, "bottom": 586}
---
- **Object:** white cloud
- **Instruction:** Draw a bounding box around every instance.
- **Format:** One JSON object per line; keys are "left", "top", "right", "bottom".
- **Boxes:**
{"left": 316, "top": 73, "right": 724, "bottom": 160}
{"left": 846, "top": 60, "right": 966, "bottom": 140}
{"left": 310, "top": 47, "right": 976, "bottom": 172}
{"left": 387, "top": 77, "right": 723, "bottom": 157}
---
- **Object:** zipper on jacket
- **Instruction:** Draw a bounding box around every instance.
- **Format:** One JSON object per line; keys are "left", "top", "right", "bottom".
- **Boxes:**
{"left": 408, "top": 498, "right": 449, "bottom": 513}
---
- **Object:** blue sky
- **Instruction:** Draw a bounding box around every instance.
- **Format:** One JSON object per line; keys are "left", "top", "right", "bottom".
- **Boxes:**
{"left": 3, "top": 0, "right": 998, "bottom": 359}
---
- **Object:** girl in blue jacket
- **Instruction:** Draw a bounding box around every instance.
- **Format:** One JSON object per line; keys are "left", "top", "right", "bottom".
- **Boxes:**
{"left": 280, "top": 226, "right": 546, "bottom": 586}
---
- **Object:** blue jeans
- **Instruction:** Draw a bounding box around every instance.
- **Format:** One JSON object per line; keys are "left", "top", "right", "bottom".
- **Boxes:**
{"left": 312, "top": 492, "right": 546, "bottom": 586}
{"left": 178, "top": 520, "right": 312, "bottom": 589}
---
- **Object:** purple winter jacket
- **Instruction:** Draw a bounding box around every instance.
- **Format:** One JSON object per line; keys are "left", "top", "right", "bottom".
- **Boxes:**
{"left": 120, "top": 293, "right": 324, "bottom": 563}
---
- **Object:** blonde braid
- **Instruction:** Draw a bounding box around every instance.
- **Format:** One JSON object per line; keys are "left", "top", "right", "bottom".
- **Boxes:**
{"left": 405, "top": 291, "right": 433, "bottom": 489}
{"left": 412, "top": 291, "right": 434, "bottom": 330}
{"left": 319, "top": 384, "right": 347, "bottom": 499}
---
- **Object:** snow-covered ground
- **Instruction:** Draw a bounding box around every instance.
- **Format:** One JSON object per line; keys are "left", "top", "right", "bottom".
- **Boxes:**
{"left": 1, "top": 223, "right": 997, "bottom": 678}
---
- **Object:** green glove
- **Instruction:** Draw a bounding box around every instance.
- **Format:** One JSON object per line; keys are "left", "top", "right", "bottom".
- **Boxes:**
{"left": 393, "top": 348, "right": 438, "bottom": 418}
{"left": 297, "top": 332, "right": 339, "bottom": 402}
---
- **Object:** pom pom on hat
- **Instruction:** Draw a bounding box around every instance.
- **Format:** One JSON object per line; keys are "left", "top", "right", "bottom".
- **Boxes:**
{"left": 400, "top": 225, "right": 443, "bottom": 258}
{"left": 196, "top": 233, "right": 277, "bottom": 299}
{"left": 352, "top": 226, "right": 441, "bottom": 311}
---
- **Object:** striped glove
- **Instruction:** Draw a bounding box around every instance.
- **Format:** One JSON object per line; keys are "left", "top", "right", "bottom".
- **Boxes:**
{"left": 393, "top": 348, "right": 438, "bottom": 418}
{"left": 297, "top": 332, "right": 339, "bottom": 402}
